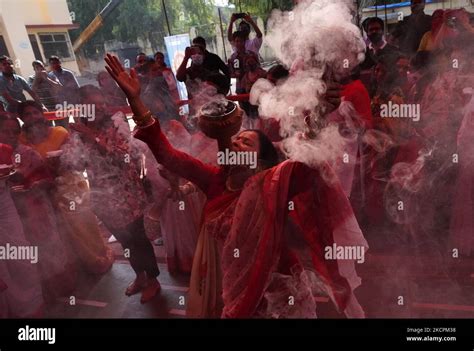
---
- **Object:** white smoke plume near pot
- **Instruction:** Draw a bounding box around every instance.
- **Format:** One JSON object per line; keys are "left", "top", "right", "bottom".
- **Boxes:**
{"left": 251, "top": 0, "right": 366, "bottom": 169}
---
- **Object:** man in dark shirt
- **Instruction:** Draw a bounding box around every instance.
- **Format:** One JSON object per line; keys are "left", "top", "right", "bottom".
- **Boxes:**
{"left": 191, "top": 36, "right": 230, "bottom": 84}
{"left": 393, "top": 0, "right": 432, "bottom": 55}
{"left": 360, "top": 17, "right": 400, "bottom": 70}
{"left": 176, "top": 38, "right": 229, "bottom": 99}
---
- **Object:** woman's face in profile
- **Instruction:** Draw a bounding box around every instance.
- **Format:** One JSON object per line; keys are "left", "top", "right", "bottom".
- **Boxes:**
{"left": 232, "top": 131, "right": 260, "bottom": 154}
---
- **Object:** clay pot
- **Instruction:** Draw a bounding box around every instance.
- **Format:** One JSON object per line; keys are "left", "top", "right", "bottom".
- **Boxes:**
{"left": 198, "top": 101, "right": 242, "bottom": 140}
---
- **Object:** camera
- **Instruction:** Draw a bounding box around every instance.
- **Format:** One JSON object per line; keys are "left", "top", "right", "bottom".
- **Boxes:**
{"left": 234, "top": 13, "right": 246, "bottom": 19}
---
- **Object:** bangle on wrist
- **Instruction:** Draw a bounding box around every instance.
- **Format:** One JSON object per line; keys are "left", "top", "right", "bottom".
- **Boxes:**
{"left": 133, "top": 110, "right": 154, "bottom": 127}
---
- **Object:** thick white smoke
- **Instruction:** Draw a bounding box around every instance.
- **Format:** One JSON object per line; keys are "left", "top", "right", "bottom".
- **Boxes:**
{"left": 265, "top": 0, "right": 364, "bottom": 75}
{"left": 252, "top": 0, "right": 366, "bottom": 167}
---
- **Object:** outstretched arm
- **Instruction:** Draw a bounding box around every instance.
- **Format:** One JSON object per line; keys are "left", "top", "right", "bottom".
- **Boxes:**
{"left": 104, "top": 54, "right": 219, "bottom": 193}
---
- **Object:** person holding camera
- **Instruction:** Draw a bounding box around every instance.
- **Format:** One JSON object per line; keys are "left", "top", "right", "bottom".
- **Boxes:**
{"left": 191, "top": 37, "right": 230, "bottom": 85}
{"left": 176, "top": 45, "right": 211, "bottom": 99}
{"left": 227, "top": 12, "right": 263, "bottom": 55}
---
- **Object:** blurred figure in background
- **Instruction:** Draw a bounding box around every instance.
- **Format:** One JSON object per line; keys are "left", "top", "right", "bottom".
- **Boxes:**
{"left": 154, "top": 51, "right": 180, "bottom": 102}
{"left": 192, "top": 37, "right": 230, "bottom": 88}
{"left": 360, "top": 17, "right": 399, "bottom": 70}
{"left": 70, "top": 85, "right": 161, "bottom": 304}
{"left": 227, "top": 12, "right": 263, "bottom": 55}
{"left": 3, "top": 109, "right": 76, "bottom": 302}
{"left": 0, "top": 56, "right": 46, "bottom": 114}
{"left": 97, "top": 70, "right": 128, "bottom": 108}
{"left": 48, "top": 56, "right": 80, "bottom": 129}
{"left": 392, "top": 0, "right": 432, "bottom": 56}
{"left": 0, "top": 129, "right": 44, "bottom": 317}
{"left": 29, "top": 60, "right": 62, "bottom": 112}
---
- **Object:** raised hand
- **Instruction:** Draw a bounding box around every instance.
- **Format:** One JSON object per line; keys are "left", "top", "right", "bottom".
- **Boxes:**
{"left": 105, "top": 53, "right": 141, "bottom": 98}
{"left": 243, "top": 13, "right": 253, "bottom": 23}
{"left": 184, "top": 47, "right": 194, "bottom": 59}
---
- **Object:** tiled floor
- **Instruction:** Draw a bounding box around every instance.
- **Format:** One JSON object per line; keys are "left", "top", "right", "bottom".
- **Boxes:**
{"left": 46, "top": 239, "right": 190, "bottom": 318}
{"left": 44, "top": 229, "right": 474, "bottom": 319}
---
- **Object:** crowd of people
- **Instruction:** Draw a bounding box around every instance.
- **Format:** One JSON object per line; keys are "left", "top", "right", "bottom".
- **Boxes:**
{"left": 1, "top": 0, "right": 473, "bottom": 319}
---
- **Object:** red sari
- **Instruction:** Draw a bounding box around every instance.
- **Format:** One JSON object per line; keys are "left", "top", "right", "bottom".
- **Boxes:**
{"left": 9, "top": 144, "right": 76, "bottom": 302}
{"left": 135, "top": 120, "right": 368, "bottom": 318}
{"left": 0, "top": 144, "right": 44, "bottom": 317}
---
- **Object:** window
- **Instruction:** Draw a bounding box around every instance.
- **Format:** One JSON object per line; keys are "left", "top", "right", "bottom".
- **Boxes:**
{"left": 28, "top": 34, "right": 43, "bottom": 62}
{"left": 38, "top": 32, "right": 73, "bottom": 60}
{"left": 0, "top": 35, "right": 10, "bottom": 57}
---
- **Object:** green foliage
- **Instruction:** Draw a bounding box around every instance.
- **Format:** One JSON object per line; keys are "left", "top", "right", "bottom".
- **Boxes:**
{"left": 67, "top": 0, "right": 220, "bottom": 57}
{"left": 67, "top": 0, "right": 114, "bottom": 57}
{"left": 228, "top": 0, "right": 293, "bottom": 22}
{"left": 67, "top": 0, "right": 407, "bottom": 58}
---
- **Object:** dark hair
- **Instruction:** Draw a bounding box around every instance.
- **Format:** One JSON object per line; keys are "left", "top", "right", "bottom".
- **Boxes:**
{"left": 364, "top": 17, "right": 384, "bottom": 32}
{"left": 0, "top": 55, "right": 12, "bottom": 64}
{"left": 17, "top": 100, "right": 43, "bottom": 117}
{"left": 0, "top": 114, "right": 21, "bottom": 130}
{"left": 232, "top": 31, "right": 247, "bottom": 41}
{"left": 32, "top": 60, "right": 44, "bottom": 68}
{"left": 154, "top": 51, "right": 165, "bottom": 59}
{"left": 49, "top": 55, "right": 60, "bottom": 63}
{"left": 137, "top": 52, "right": 146, "bottom": 57}
{"left": 247, "top": 129, "right": 279, "bottom": 168}
{"left": 239, "top": 21, "right": 251, "bottom": 30}
{"left": 78, "top": 84, "right": 104, "bottom": 103}
{"left": 205, "top": 72, "right": 230, "bottom": 95}
{"left": 267, "top": 64, "right": 289, "bottom": 81}
{"left": 192, "top": 36, "right": 206, "bottom": 48}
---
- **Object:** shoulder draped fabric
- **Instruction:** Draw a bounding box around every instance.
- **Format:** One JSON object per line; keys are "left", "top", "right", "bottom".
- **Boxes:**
{"left": 134, "top": 120, "right": 368, "bottom": 318}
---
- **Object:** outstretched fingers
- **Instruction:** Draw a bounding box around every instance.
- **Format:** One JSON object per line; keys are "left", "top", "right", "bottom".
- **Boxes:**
{"left": 104, "top": 65, "right": 117, "bottom": 81}
{"left": 130, "top": 67, "right": 138, "bottom": 80}
{"left": 104, "top": 53, "right": 124, "bottom": 78}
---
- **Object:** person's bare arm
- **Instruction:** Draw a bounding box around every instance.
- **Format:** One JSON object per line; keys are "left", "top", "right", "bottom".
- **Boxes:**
{"left": 105, "top": 53, "right": 220, "bottom": 193}
{"left": 228, "top": 13, "right": 238, "bottom": 42}
{"left": 244, "top": 14, "right": 263, "bottom": 38}
{"left": 44, "top": 74, "right": 62, "bottom": 88}
{"left": 1, "top": 91, "right": 21, "bottom": 106}
{"left": 176, "top": 47, "right": 192, "bottom": 82}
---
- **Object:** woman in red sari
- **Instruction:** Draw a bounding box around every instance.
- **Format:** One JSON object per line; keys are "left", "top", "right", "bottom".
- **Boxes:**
{"left": 105, "top": 54, "right": 368, "bottom": 318}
